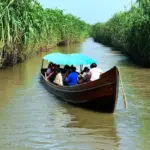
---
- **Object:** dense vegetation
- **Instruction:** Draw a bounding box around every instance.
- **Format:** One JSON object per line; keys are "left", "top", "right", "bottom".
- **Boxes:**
{"left": 0, "top": 0, "right": 89, "bottom": 68}
{"left": 91, "top": 0, "right": 150, "bottom": 67}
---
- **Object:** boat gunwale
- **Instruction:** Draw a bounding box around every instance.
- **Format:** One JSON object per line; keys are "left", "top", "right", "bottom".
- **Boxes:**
{"left": 42, "top": 74, "right": 116, "bottom": 93}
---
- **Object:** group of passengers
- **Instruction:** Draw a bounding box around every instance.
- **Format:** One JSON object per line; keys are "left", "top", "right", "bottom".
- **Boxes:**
{"left": 45, "top": 62, "right": 103, "bottom": 86}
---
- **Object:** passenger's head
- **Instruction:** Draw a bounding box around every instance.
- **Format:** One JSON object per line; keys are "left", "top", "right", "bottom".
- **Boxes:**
{"left": 48, "top": 62, "right": 52, "bottom": 68}
{"left": 51, "top": 66, "right": 55, "bottom": 71}
{"left": 71, "top": 66, "right": 76, "bottom": 72}
{"left": 84, "top": 67, "right": 90, "bottom": 72}
{"left": 56, "top": 64, "right": 60, "bottom": 68}
{"left": 53, "top": 63, "right": 56, "bottom": 68}
{"left": 64, "top": 65, "right": 69, "bottom": 69}
{"left": 90, "top": 63, "right": 97, "bottom": 69}
{"left": 48, "top": 64, "right": 51, "bottom": 68}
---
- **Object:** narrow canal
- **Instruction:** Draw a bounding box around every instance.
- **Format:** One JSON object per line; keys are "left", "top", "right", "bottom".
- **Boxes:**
{"left": 0, "top": 38, "right": 150, "bottom": 150}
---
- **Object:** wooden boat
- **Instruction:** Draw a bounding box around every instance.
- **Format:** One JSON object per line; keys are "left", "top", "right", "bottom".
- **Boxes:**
{"left": 41, "top": 66, "right": 119, "bottom": 113}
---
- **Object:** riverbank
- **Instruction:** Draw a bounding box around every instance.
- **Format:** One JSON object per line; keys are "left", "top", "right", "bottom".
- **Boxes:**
{"left": 91, "top": 1, "right": 150, "bottom": 67}
{"left": 0, "top": 1, "right": 89, "bottom": 68}
{"left": 0, "top": 39, "right": 86, "bottom": 69}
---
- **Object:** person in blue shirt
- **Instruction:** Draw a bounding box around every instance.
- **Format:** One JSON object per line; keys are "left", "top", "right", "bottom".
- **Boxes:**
{"left": 66, "top": 66, "right": 78, "bottom": 86}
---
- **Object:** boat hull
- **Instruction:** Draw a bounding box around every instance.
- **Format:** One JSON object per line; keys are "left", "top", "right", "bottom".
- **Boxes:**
{"left": 41, "top": 66, "right": 119, "bottom": 113}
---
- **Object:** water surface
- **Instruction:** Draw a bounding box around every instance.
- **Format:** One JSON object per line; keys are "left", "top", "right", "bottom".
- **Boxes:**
{"left": 0, "top": 38, "right": 150, "bottom": 150}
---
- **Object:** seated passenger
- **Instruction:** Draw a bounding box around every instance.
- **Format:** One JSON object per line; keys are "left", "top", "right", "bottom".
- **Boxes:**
{"left": 62, "top": 65, "right": 70, "bottom": 85}
{"left": 65, "top": 67, "right": 78, "bottom": 86}
{"left": 49, "top": 64, "right": 60, "bottom": 82}
{"left": 78, "top": 67, "right": 91, "bottom": 83}
{"left": 61, "top": 65, "right": 69, "bottom": 75}
{"left": 46, "top": 64, "right": 55, "bottom": 81}
{"left": 45, "top": 62, "right": 53, "bottom": 78}
{"left": 53, "top": 68, "right": 63, "bottom": 86}
{"left": 90, "top": 63, "right": 103, "bottom": 81}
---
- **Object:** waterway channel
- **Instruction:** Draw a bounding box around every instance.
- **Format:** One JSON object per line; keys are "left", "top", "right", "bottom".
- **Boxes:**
{"left": 0, "top": 38, "right": 150, "bottom": 150}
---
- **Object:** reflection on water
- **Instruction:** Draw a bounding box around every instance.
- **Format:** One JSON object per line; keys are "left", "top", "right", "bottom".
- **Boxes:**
{"left": 0, "top": 38, "right": 150, "bottom": 150}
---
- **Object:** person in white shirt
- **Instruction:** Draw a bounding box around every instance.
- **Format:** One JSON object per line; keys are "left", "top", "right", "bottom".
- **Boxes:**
{"left": 53, "top": 69, "right": 63, "bottom": 86}
{"left": 90, "top": 63, "right": 103, "bottom": 81}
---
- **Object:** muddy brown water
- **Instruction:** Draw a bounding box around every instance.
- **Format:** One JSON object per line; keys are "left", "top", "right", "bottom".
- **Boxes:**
{"left": 0, "top": 38, "right": 150, "bottom": 150}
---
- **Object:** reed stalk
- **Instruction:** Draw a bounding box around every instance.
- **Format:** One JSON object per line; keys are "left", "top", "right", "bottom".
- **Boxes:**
{"left": 0, "top": 0, "right": 90, "bottom": 68}
{"left": 91, "top": 0, "right": 150, "bottom": 67}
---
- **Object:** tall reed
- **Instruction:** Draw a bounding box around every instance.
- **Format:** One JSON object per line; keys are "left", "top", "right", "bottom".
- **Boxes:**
{"left": 0, "top": 0, "right": 89, "bottom": 67}
{"left": 91, "top": 0, "right": 150, "bottom": 67}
